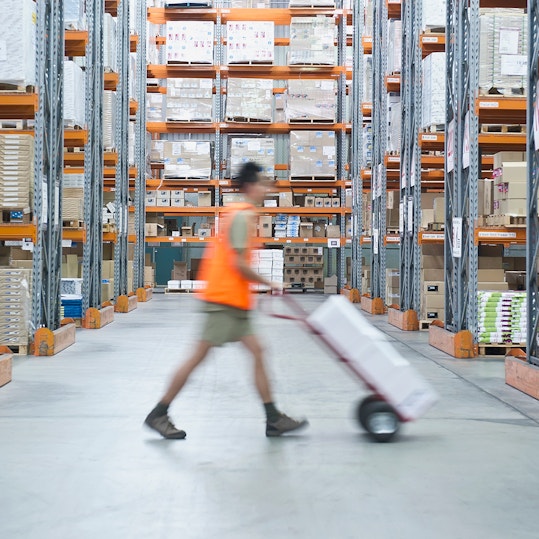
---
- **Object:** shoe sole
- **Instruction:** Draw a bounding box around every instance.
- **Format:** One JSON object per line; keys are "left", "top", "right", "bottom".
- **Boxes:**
{"left": 144, "top": 419, "right": 187, "bottom": 440}
{"left": 266, "top": 420, "right": 309, "bottom": 437}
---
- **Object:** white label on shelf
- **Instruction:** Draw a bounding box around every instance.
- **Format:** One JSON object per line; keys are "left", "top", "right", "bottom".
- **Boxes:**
{"left": 22, "top": 240, "right": 33, "bottom": 251}
{"left": 328, "top": 238, "right": 341, "bottom": 248}
{"left": 452, "top": 217, "right": 463, "bottom": 258}
{"left": 407, "top": 197, "right": 414, "bottom": 233}
{"left": 501, "top": 55, "right": 527, "bottom": 76}
{"left": 386, "top": 236, "right": 400, "bottom": 244}
{"left": 304, "top": 238, "right": 309, "bottom": 242}
{"left": 478, "top": 101, "right": 499, "bottom": 109}
{"left": 4, "top": 241, "right": 22, "bottom": 247}
{"left": 478, "top": 231, "right": 517, "bottom": 239}
{"left": 387, "top": 77, "right": 400, "bottom": 84}
{"left": 286, "top": 240, "right": 292, "bottom": 243}
{"left": 62, "top": 240, "right": 72, "bottom": 248}
{"left": 388, "top": 156, "right": 400, "bottom": 163}
{"left": 422, "top": 134, "right": 438, "bottom": 141}
{"left": 373, "top": 229, "right": 379, "bottom": 254}
{"left": 181, "top": 238, "right": 187, "bottom": 243}
{"left": 499, "top": 28, "right": 520, "bottom": 55}
{"left": 447, "top": 120, "right": 455, "bottom": 173}
{"left": 422, "top": 233, "right": 444, "bottom": 241}
{"left": 422, "top": 36, "right": 439, "bottom": 44}
{"left": 463, "top": 111, "right": 470, "bottom": 170}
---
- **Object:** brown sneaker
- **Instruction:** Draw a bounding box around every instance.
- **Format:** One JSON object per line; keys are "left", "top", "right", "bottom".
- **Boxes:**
{"left": 266, "top": 413, "right": 309, "bottom": 437}
{"left": 144, "top": 413, "right": 186, "bottom": 440}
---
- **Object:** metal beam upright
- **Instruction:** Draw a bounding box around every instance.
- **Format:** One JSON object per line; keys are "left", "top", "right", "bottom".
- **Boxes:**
{"left": 371, "top": 0, "right": 388, "bottom": 302}
{"left": 32, "top": 0, "right": 64, "bottom": 331}
{"left": 399, "top": 0, "right": 422, "bottom": 313}
{"left": 351, "top": 0, "right": 364, "bottom": 290}
{"left": 444, "top": 0, "right": 480, "bottom": 336}
{"left": 527, "top": 0, "right": 539, "bottom": 365}
{"left": 114, "top": 0, "right": 131, "bottom": 297}
{"left": 134, "top": 0, "right": 148, "bottom": 289}
{"left": 83, "top": 0, "right": 105, "bottom": 312}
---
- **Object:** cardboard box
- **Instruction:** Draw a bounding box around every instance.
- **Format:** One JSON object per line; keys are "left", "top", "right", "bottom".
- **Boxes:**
{"left": 157, "top": 197, "right": 171, "bottom": 207}
{"left": 424, "top": 281, "right": 445, "bottom": 294}
{"left": 258, "top": 215, "right": 273, "bottom": 238}
{"left": 313, "top": 221, "right": 326, "bottom": 238}
{"left": 172, "top": 261, "right": 188, "bottom": 281}
{"left": 493, "top": 152, "right": 526, "bottom": 171}
{"left": 198, "top": 191, "right": 212, "bottom": 207}
{"left": 478, "top": 282, "right": 509, "bottom": 291}
{"left": 433, "top": 197, "right": 445, "bottom": 223}
{"left": 0, "top": 354, "right": 12, "bottom": 388}
{"left": 326, "top": 224, "right": 340, "bottom": 238}
{"left": 145, "top": 223, "right": 158, "bottom": 237}
{"left": 305, "top": 195, "right": 315, "bottom": 208}
{"left": 300, "top": 222, "right": 313, "bottom": 238}
{"left": 332, "top": 198, "right": 340, "bottom": 208}
{"left": 323, "top": 198, "right": 332, "bottom": 208}
{"left": 424, "top": 294, "right": 444, "bottom": 309}
{"left": 279, "top": 191, "right": 293, "bottom": 208}
{"left": 182, "top": 225, "right": 195, "bottom": 238}
{"left": 478, "top": 269, "right": 505, "bottom": 282}
{"left": 315, "top": 197, "right": 324, "bottom": 208}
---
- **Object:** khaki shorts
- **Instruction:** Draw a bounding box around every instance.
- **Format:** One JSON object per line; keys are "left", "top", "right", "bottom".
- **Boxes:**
{"left": 201, "top": 302, "right": 254, "bottom": 346}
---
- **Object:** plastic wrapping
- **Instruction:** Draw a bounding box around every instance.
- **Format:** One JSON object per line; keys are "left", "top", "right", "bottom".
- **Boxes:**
{"left": 146, "top": 93, "right": 165, "bottom": 122}
{"left": 421, "top": 0, "right": 446, "bottom": 31}
{"left": 166, "top": 79, "right": 213, "bottom": 121}
{"left": 289, "top": 131, "right": 336, "bottom": 179}
{"left": 422, "top": 52, "right": 446, "bottom": 129}
{"left": 104, "top": 14, "right": 117, "bottom": 73}
{"left": 166, "top": 22, "right": 215, "bottom": 64}
{"left": 230, "top": 138, "right": 275, "bottom": 178}
{"left": 229, "top": 0, "right": 271, "bottom": 7}
{"left": 64, "top": 61, "right": 86, "bottom": 128}
{"left": 0, "top": 0, "right": 36, "bottom": 87}
{"left": 0, "top": 135, "right": 34, "bottom": 211}
{"left": 387, "top": 95, "right": 401, "bottom": 154}
{"left": 227, "top": 21, "right": 274, "bottom": 64}
{"left": 478, "top": 291, "right": 526, "bottom": 344}
{"left": 387, "top": 20, "right": 402, "bottom": 74}
{"left": 163, "top": 141, "right": 212, "bottom": 179}
{"left": 226, "top": 79, "right": 273, "bottom": 122}
{"left": 286, "top": 80, "right": 336, "bottom": 123}
{"left": 479, "top": 10, "right": 527, "bottom": 95}
{"left": 65, "top": 0, "right": 86, "bottom": 30}
{"left": 103, "top": 91, "right": 117, "bottom": 150}
{"left": 289, "top": 17, "right": 336, "bottom": 66}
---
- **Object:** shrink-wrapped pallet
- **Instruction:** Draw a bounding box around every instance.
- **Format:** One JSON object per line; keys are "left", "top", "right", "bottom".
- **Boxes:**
{"left": 0, "top": 135, "right": 34, "bottom": 211}
{"left": 479, "top": 10, "right": 527, "bottom": 95}
{"left": 166, "top": 22, "right": 215, "bottom": 64}
{"left": 0, "top": 269, "right": 32, "bottom": 347}
{"left": 387, "top": 20, "right": 402, "bottom": 74}
{"left": 0, "top": 0, "right": 36, "bottom": 87}
{"left": 230, "top": 138, "right": 275, "bottom": 178}
{"left": 421, "top": 0, "right": 446, "bottom": 31}
{"left": 64, "top": 61, "right": 86, "bottom": 128}
{"left": 289, "top": 17, "right": 335, "bottom": 66}
{"left": 226, "top": 21, "right": 274, "bottom": 64}
{"left": 422, "top": 52, "right": 446, "bottom": 129}
{"left": 163, "top": 141, "right": 212, "bottom": 179}
{"left": 289, "top": 131, "right": 336, "bottom": 179}
{"left": 166, "top": 79, "right": 213, "bottom": 122}
{"left": 103, "top": 91, "right": 117, "bottom": 150}
{"left": 286, "top": 80, "right": 336, "bottom": 123}
{"left": 387, "top": 95, "right": 401, "bottom": 154}
{"left": 65, "top": 0, "right": 85, "bottom": 30}
{"left": 147, "top": 93, "right": 165, "bottom": 122}
{"left": 104, "top": 14, "right": 118, "bottom": 73}
{"left": 226, "top": 79, "right": 273, "bottom": 122}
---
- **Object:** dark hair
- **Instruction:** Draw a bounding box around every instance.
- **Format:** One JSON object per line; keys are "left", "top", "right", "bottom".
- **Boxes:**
{"left": 233, "top": 161, "right": 262, "bottom": 189}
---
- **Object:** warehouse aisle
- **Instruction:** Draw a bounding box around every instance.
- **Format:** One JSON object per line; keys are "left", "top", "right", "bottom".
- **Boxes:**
{"left": 1, "top": 295, "right": 539, "bottom": 539}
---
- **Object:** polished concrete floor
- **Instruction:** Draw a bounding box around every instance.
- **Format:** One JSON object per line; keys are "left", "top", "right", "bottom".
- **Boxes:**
{"left": 1, "top": 294, "right": 539, "bottom": 539}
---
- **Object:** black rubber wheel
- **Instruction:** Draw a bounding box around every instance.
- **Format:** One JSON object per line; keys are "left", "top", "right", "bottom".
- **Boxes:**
{"left": 356, "top": 395, "right": 383, "bottom": 430}
{"left": 362, "top": 401, "right": 400, "bottom": 443}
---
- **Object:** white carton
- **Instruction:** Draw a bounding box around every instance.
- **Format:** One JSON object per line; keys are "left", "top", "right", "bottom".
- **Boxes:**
{"left": 306, "top": 296, "right": 438, "bottom": 421}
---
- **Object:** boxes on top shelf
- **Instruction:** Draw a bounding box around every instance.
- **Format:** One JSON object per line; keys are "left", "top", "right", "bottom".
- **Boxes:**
{"left": 289, "top": 17, "right": 336, "bottom": 66}
{"left": 0, "top": 0, "right": 36, "bottom": 88}
{"left": 226, "top": 79, "right": 273, "bottom": 123}
{"left": 230, "top": 138, "right": 275, "bottom": 178}
{"left": 227, "top": 21, "right": 274, "bottom": 64}
{"left": 286, "top": 80, "right": 337, "bottom": 123}
{"left": 289, "top": 131, "right": 336, "bottom": 179}
{"left": 166, "top": 21, "right": 215, "bottom": 64}
{"left": 166, "top": 78, "right": 213, "bottom": 122}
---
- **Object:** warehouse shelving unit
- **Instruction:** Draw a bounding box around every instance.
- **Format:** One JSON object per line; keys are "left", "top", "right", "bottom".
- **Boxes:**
{"left": 145, "top": 1, "right": 353, "bottom": 290}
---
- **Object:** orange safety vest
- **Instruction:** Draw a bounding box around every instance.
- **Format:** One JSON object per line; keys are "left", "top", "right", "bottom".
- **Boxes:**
{"left": 199, "top": 202, "right": 257, "bottom": 311}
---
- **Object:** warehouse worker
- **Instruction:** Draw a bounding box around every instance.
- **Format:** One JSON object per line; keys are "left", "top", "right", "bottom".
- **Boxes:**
{"left": 145, "top": 162, "right": 308, "bottom": 439}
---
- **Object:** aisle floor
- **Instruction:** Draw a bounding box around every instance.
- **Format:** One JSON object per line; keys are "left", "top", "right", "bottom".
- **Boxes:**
{"left": 1, "top": 294, "right": 539, "bottom": 539}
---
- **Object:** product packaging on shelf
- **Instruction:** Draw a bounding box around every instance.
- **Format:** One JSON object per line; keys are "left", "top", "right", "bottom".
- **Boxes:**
{"left": 289, "top": 131, "right": 336, "bottom": 179}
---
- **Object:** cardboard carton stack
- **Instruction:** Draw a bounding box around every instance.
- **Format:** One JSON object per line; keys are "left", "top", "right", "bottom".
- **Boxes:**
{"left": 62, "top": 187, "right": 84, "bottom": 222}
{"left": 422, "top": 52, "right": 446, "bottom": 129}
{"left": 385, "top": 269, "right": 400, "bottom": 307}
{"left": 166, "top": 22, "right": 215, "bottom": 64}
{"left": 477, "top": 178, "right": 494, "bottom": 220}
{"left": 286, "top": 80, "right": 337, "bottom": 123}
{"left": 479, "top": 10, "right": 527, "bottom": 95}
{"left": 226, "top": 79, "right": 273, "bottom": 122}
{"left": 163, "top": 141, "right": 212, "bottom": 179}
{"left": 103, "top": 14, "right": 117, "bottom": 72}
{"left": 227, "top": 21, "right": 274, "bottom": 64}
{"left": 0, "top": 0, "right": 36, "bottom": 87}
{"left": 289, "top": 131, "right": 336, "bottom": 179}
{"left": 492, "top": 152, "right": 527, "bottom": 218}
{"left": 289, "top": 17, "right": 335, "bottom": 66}
{"left": 284, "top": 246, "right": 324, "bottom": 289}
{"left": 477, "top": 291, "right": 526, "bottom": 345}
{"left": 421, "top": 244, "right": 444, "bottom": 321}
{"left": 230, "top": 138, "right": 275, "bottom": 178}
{"left": 0, "top": 135, "right": 34, "bottom": 212}
{"left": 166, "top": 79, "right": 213, "bottom": 122}
{"left": 363, "top": 124, "right": 373, "bottom": 167}
{"left": 251, "top": 249, "right": 283, "bottom": 291}
{"left": 0, "top": 268, "right": 31, "bottom": 348}
{"left": 478, "top": 250, "right": 508, "bottom": 291}
{"left": 103, "top": 91, "right": 116, "bottom": 149}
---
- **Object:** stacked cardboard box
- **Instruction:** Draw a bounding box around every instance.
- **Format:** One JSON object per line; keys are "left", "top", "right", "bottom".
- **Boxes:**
{"left": 62, "top": 187, "right": 84, "bottom": 222}
{"left": 422, "top": 52, "right": 446, "bottom": 129}
{"left": 166, "top": 79, "right": 213, "bottom": 122}
{"left": 0, "top": 0, "right": 36, "bottom": 87}
{"left": 163, "top": 141, "right": 212, "bottom": 179}
{"left": 166, "top": 21, "right": 215, "bottom": 64}
{"left": 230, "top": 138, "right": 275, "bottom": 178}
{"left": 286, "top": 80, "right": 336, "bottom": 122}
{"left": 421, "top": 244, "right": 444, "bottom": 320}
{"left": 103, "top": 91, "right": 116, "bottom": 149}
{"left": 0, "top": 268, "right": 31, "bottom": 347}
{"left": 0, "top": 135, "right": 34, "bottom": 211}
{"left": 493, "top": 157, "right": 527, "bottom": 217}
{"left": 227, "top": 21, "right": 274, "bottom": 64}
{"left": 387, "top": 20, "right": 402, "bottom": 74}
{"left": 226, "top": 79, "right": 273, "bottom": 122}
{"left": 385, "top": 269, "right": 400, "bottom": 307}
{"left": 422, "top": 0, "right": 446, "bottom": 30}
{"left": 363, "top": 55, "right": 373, "bottom": 102}
{"left": 64, "top": 61, "right": 86, "bottom": 128}
{"left": 251, "top": 249, "right": 283, "bottom": 291}
{"left": 479, "top": 10, "right": 527, "bottom": 95}
{"left": 477, "top": 291, "right": 526, "bottom": 345}
{"left": 478, "top": 250, "right": 508, "bottom": 290}
{"left": 478, "top": 179, "right": 494, "bottom": 218}
{"left": 289, "top": 17, "right": 335, "bottom": 66}
{"left": 290, "top": 131, "right": 336, "bottom": 179}
{"left": 284, "top": 246, "right": 324, "bottom": 289}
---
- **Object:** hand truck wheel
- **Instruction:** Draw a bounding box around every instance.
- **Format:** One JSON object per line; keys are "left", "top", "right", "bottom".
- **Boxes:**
{"left": 360, "top": 399, "right": 400, "bottom": 443}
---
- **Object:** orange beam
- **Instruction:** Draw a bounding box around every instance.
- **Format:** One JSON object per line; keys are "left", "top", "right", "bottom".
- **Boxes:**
{"left": 362, "top": 36, "right": 373, "bottom": 54}
{"left": 0, "top": 224, "right": 36, "bottom": 242}
{"left": 130, "top": 34, "right": 139, "bottom": 53}
{"left": 65, "top": 30, "right": 88, "bottom": 57}
{"left": 420, "top": 34, "right": 445, "bottom": 57}
{"left": 476, "top": 96, "right": 526, "bottom": 125}
{"left": 0, "top": 93, "right": 38, "bottom": 120}
{"left": 385, "top": 74, "right": 401, "bottom": 93}
{"left": 386, "top": 0, "right": 402, "bottom": 19}
{"left": 104, "top": 72, "right": 119, "bottom": 91}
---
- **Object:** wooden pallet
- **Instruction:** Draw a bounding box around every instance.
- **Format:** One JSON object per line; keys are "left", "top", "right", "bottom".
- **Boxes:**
{"left": 479, "top": 87, "right": 525, "bottom": 97}
{"left": 164, "top": 288, "right": 196, "bottom": 294}
{"left": 289, "top": 62, "right": 336, "bottom": 67}
{"left": 0, "top": 83, "right": 34, "bottom": 93}
{"left": 225, "top": 117, "right": 272, "bottom": 124}
{"left": 166, "top": 61, "right": 214, "bottom": 66}
{"left": 228, "top": 61, "right": 274, "bottom": 66}
{"left": 423, "top": 26, "right": 446, "bottom": 34}
{"left": 163, "top": 176, "right": 211, "bottom": 181}
{"left": 423, "top": 123, "right": 445, "bottom": 133}
{"left": 63, "top": 220, "right": 84, "bottom": 228}
{"left": 103, "top": 223, "right": 117, "bottom": 233}
{"left": 478, "top": 343, "right": 526, "bottom": 356}
{"left": 288, "top": 118, "right": 335, "bottom": 124}
{"left": 164, "top": 2, "right": 212, "bottom": 7}
{"left": 2, "top": 344, "right": 29, "bottom": 356}
{"left": 0, "top": 120, "right": 26, "bottom": 130}
{"left": 166, "top": 118, "right": 213, "bottom": 123}
{"left": 290, "top": 176, "right": 336, "bottom": 182}
{"left": 427, "top": 222, "right": 445, "bottom": 232}
{"left": 485, "top": 215, "right": 526, "bottom": 227}
{"left": 481, "top": 124, "right": 526, "bottom": 134}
